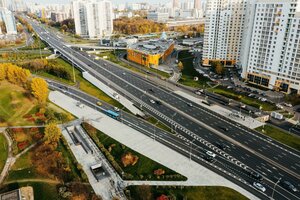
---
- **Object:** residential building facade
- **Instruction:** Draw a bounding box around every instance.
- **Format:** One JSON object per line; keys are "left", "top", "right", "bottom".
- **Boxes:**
{"left": 0, "top": 7, "right": 17, "bottom": 35}
{"left": 203, "top": 0, "right": 300, "bottom": 94}
{"left": 72, "top": 0, "right": 113, "bottom": 39}
{"left": 241, "top": 0, "right": 300, "bottom": 94}
{"left": 147, "top": 11, "right": 169, "bottom": 22}
{"left": 202, "top": 0, "right": 247, "bottom": 66}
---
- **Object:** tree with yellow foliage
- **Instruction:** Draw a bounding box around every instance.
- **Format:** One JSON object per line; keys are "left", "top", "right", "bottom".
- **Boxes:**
{"left": 6, "top": 64, "right": 17, "bottom": 83}
{"left": 44, "top": 122, "right": 61, "bottom": 149}
{"left": 31, "top": 77, "right": 48, "bottom": 104}
{"left": 17, "top": 68, "right": 31, "bottom": 86}
{"left": 0, "top": 63, "right": 31, "bottom": 86}
{"left": 178, "top": 61, "right": 184, "bottom": 71}
{"left": 0, "top": 64, "right": 7, "bottom": 80}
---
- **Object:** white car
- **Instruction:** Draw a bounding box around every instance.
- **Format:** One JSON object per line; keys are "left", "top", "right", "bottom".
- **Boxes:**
{"left": 114, "top": 107, "right": 120, "bottom": 112}
{"left": 206, "top": 151, "right": 216, "bottom": 158}
{"left": 284, "top": 103, "right": 293, "bottom": 107}
{"left": 150, "top": 99, "right": 156, "bottom": 104}
{"left": 253, "top": 182, "right": 266, "bottom": 192}
{"left": 276, "top": 104, "right": 284, "bottom": 109}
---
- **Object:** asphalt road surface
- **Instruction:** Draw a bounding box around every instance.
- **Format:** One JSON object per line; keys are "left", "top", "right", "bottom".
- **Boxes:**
{"left": 28, "top": 19, "right": 300, "bottom": 200}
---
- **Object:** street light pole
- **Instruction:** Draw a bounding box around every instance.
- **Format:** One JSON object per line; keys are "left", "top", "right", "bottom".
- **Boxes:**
{"left": 271, "top": 178, "right": 281, "bottom": 199}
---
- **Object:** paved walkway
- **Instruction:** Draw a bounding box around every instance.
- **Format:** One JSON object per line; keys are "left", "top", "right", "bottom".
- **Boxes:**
{"left": 49, "top": 91, "right": 259, "bottom": 200}
{"left": 174, "top": 91, "right": 265, "bottom": 129}
{"left": 61, "top": 128, "right": 125, "bottom": 200}
{"left": 0, "top": 131, "right": 13, "bottom": 185}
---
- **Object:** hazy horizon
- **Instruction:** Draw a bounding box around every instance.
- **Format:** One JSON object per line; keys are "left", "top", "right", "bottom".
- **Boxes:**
{"left": 27, "top": 0, "right": 170, "bottom": 5}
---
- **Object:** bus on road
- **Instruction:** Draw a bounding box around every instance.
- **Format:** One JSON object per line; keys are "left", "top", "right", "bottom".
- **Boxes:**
{"left": 104, "top": 109, "right": 120, "bottom": 120}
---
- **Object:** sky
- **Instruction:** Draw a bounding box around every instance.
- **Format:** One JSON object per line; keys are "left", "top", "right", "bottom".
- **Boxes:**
{"left": 27, "top": 0, "right": 170, "bottom": 4}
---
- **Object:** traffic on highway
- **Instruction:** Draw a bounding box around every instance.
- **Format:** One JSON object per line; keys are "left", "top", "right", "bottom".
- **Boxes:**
{"left": 29, "top": 18, "right": 300, "bottom": 200}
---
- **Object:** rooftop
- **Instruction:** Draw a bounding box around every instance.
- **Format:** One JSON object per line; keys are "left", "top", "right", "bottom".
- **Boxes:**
{"left": 128, "top": 39, "right": 174, "bottom": 55}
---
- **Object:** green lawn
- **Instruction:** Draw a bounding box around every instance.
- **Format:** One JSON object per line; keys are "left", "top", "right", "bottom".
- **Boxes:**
{"left": 146, "top": 116, "right": 172, "bottom": 133}
{"left": 126, "top": 185, "right": 248, "bottom": 200}
{"left": 0, "top": 182, "right": 60, "bottom": 200}
{"left": 6, "top": 139, "right": 86, "bottom": 183}
{"left": 82, "top": 122, "right": 186, "bottom": 181}
{"left": 35, "top": 58, "right": 123, "bottom": 108}
{"left": 178, "top": 50, "right": 210, "bottom": 88}
{"left": 0, "top": 52, "right": 50, "bottom": 62}
{"left": 56, "top": 139, "right": 88, "bottom": 182}
{"left": 0, "top": 81, "right": 37, "bottom": 126}
{"left": 255, "top": 125, "right": 300, "bottom": 151}
{"left": 0, "top": 134, "right": 8, "bottom": 173}
{"left": 210, "top": 86, "right": 277, "bottom": 111}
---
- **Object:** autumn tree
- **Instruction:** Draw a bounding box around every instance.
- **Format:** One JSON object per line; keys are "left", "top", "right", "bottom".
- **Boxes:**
{"left": 178, "top": 61, "right": 184, "bottom": 71}
{"left": 61, "top": 24, "right": 68, "bottom": 33}
{"left": 17, "top": 68, "right": 31, "bottom": 86}
{"left": 0, "top": 64, "right": 7, "bottom": 80}
{"left": 31, "top": 77, "right": 48, "bottom": 104}
{"left": 211, "top": 61, "right": 225, "bottom": 75}
{"left": 0, "top": 63, "right": 31, "bottom": 86}
{"left": 6, "top": 64, "right": 17, "bottom": 83}
{"left": 44, "top": 122, "right": 61, "bottom": 148}
{"left": 16, "top": 24, "right": 24, "bottom": 33}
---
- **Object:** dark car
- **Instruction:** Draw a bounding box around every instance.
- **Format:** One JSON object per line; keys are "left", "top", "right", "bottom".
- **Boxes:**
{"left": 219, "top": 126, "right": 229, "bottom": 132}
{"left": 215, "top": 142, "right": 228, "bottom": 150}
{"left": 248, "top": 171, "right": 263, "bottom": 181}
{"left": 156, "top": 100, "right": 162, "bottom": 105}
{"left": 282, "top": 181, "right": 298, "bottom": 192}
{"left": 148, "top": 88, "right": 155, "bottom": 93}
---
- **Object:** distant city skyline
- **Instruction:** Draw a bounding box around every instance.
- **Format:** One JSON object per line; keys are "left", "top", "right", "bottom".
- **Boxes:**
{"left": 27, "top": 0, "right": 170, "bottom": 5}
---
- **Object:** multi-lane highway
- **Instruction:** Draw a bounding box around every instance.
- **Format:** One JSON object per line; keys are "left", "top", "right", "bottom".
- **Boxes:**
{"left": 29, "top": 19, "right": 300, "bottom": 200}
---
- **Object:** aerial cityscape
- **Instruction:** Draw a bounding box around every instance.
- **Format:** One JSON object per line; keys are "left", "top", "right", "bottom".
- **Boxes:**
{"left": 0, "top": 0, "right": 299, "bottom": 199}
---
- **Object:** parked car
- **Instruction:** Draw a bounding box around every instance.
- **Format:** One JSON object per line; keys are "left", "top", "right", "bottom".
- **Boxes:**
{"left": 284, "top": 103, "right": 293, "bottom": 107}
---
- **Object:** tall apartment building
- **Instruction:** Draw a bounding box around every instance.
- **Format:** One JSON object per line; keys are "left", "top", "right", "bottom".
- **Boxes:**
{"left": 203, "top": 0, "right": 300, "bottom": 94}
{"left": 194, "top": 0, "right": 202, "bottom": 10}
{"left": 202, "top": 0, "right": 247, "bottom": 66}
{"left": 72, "top": 0, "right": 113, "bottom": 39}
{"left": 0, "top": 0, "right": 7, "bottom": 8}
{"left": 173, "top": 0, "right": 179, "bottom": 8}
{"left": 241, "top": 0, "right": 300, "bottom": 94}
{"left": 0, "top": 7, "right": 17, "bottom": 35}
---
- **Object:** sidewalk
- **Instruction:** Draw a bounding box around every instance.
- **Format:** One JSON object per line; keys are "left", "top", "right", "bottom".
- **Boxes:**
{"left": 49, "top": 91, "right": 259, "bottom": 200}
{"left": 174, "top": 90, "right": 265, "bottom": 129}
{"left": 61, "top": 128, "right": 124, "bottom": 200}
